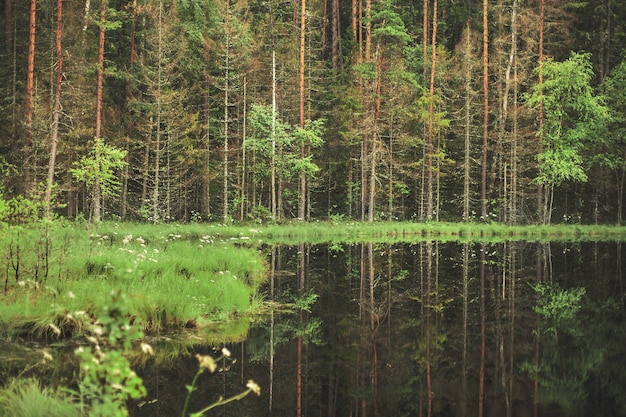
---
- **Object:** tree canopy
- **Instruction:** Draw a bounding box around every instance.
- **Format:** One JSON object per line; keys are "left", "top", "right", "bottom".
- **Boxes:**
{"left": 1, "top": 0, "right": 626, "bottom": 224}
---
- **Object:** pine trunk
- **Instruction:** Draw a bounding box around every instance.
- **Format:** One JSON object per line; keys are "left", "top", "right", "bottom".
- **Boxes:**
{"left": 463, "top": 23, "right": 472, "bottom": 222}
{"left": 46, "top": 0, "right": 63, "bottom": 218}
{"left": 538, "top": 0, "right": 545, "bottom": 223}
{"left": 223, "top": 0, "right": 231, "bottom": 223}
{"left": 93, "top": 0, "right": 106, "bottom": 221}
{"left": 24, "top": 0, "right": 36, "bottom": 194}
{"left": 298, "top": 0, "right": 306, "bottom": 220}
{"left": 4, "top": 0, "right": 11, "bottom": 55}
{"left": 427, "top": 0, "right": 438, "bottom": 221}
{"left": 481, "top": 0, "right": 489, "bottom": 220}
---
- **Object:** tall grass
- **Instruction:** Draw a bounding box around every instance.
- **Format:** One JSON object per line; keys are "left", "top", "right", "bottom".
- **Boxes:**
{"left": 0, "top": 378, "right": 80, "bottom": 417}
{"left": 1, "top": 228, "right": 266, "bottom": 337}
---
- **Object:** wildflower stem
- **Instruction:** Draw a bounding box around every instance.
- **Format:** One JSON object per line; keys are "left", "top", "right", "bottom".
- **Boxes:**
{"left": 190, "top": 389, "right": 254, "bottom": 416}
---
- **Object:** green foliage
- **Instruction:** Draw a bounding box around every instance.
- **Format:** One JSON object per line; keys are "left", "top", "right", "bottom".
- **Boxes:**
{"left": 246, "top": 104, "right": 325, "bottom": 214}
{"left": 535, "top": 147, "right": 588, "bottom": 186}
{"left": 594, "top": 58, "right": 626, "bottom": 172}
{"left": 371, "top": 0, "right": 411, "bottom": 47}
{"left": 70, "top": 138, "right": 128, "bottom": 199}
{"left": 74, "top": 289, "right": 147, "bottom": 417}
{"left": 0, "top": 223, "right": 267, "bottom": 336}
{"left": 526, "top": 52, "right": 612, "bottom": 187}
{"left": 0, "top": 195, "right": 41, "bottom": 225}
{"left": 531, "top": 282, "right": 586, "bottom": 336}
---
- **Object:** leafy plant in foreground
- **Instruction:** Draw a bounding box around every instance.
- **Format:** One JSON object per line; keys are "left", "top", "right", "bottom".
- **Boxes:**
{"left": 74, "top": 289, "right": 147, "bottom": 417}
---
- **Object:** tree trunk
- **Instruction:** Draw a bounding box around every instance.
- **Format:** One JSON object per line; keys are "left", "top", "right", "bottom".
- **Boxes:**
{"left": 204, "top": 83, "right": 211, "bottom": 217}
{"left": 24, "top": 0, "right": 36, "bottom": 195}
{"left": 46, "top": 0, "right": 63, "bottom": 218}
{"left": 420, "top": 0, "right": 428, "bottom": 221}
{"left": 427, "top": 0, "right": 438, "bottom": 221}
{"left": 504, "top": 0, "right": 519, "bottom": 224}
{"left": 93, "top": 0, "right": 107, "bottom": 222}
{"left": 481, "top": 0, "right": 489, "bottom": 220}
{"left": 152, "top": 1, "right": 164, "bottom": 224}
{"left": 463, "top": 22, "right": 472, "bottom": 222}
{"left": 4, "top": 0, "right": 12, "bottom": 54}
{"left": 351, "top": 0, "right": 357, "bottom": 53}
{"left": 537, "top": 0, "right": 545, "bottom": 223}
{"left": 121, "top": 0, "right": 138, "bottom": 220}
{"left": 331, "top": 0, "right": 339, "bottom": 69}
{"left": 271, "top": 46, "right": 277, "bottom": 220}
{"left": 141, "top": 117, "right": 152, "bottom": 217}
{"left": 223, "top": 1, "right": 231, "bottom": 223}
{"left": 367, "top": 42, "right": 382, "bottom": 223}
{"left": 83, "top": 0, "right": 91, "bottom": 31}
{"left": 240, "top": 76, "right": 247, "bottom": 221}
{"left": 298, "top": 0, "right": 306, "bottom": 220}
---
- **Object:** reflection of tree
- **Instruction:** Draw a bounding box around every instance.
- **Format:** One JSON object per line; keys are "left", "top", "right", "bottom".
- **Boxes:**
{"left": 526, "top": 281, "right": 620, "bottom": 414}
{"left": 240, "top": 241, "right": 626, "bottom": 416}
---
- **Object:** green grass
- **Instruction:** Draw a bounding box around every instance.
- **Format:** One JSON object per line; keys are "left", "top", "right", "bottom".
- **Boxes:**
{"left": 0, "top": 378, "right": 80, "bottom": 417}
{"left": 0, "top": 225, "right": 267, "bottom": 338}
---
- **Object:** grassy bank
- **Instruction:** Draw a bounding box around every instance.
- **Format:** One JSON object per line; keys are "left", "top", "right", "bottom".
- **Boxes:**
{"left": 0, "top": 223, "right": 267, "bottom": 338}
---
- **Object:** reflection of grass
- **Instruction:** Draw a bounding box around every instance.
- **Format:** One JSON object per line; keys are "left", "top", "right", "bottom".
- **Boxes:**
{"left": 86, "top": 220, "right": 626, "bottom": 246}
{"left": 92, "top": 221, "right": 626, "bottom": 245}
{"left": 0, "top": 228, "right": 266, "bottom": 338}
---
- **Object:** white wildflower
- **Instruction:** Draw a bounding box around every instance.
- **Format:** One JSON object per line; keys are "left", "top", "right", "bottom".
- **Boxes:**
{"left": 246, "top": 380, "right": 261, "bottom": 396}
{"left": 196, "top": 354, "right": 217, "bottom": 373}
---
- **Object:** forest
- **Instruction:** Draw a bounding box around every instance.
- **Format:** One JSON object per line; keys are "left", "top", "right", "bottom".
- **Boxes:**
{"left": 1, "top": 0, "right": 625, "bottom": 225}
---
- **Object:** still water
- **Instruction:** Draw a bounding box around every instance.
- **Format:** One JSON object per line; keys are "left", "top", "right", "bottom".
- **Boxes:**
{"left": 132, "top": 240, "right": 626, "bottom": 417}
{"left": 2, "top": 240, "right": 625, "bottom": 417}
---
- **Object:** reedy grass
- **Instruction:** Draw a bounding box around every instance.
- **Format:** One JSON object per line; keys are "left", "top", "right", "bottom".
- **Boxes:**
{"left": 1, "top": 228, "right": 266, "bottom": 338}
{"left": 0, "top": 378, "right": 80, "bottom": 417}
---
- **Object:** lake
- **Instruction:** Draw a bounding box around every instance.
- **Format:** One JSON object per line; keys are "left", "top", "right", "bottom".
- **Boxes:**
{"left": 2, "top": 239, "right": 625, "bottom": 417}
{"left": 131, "top": 240, "right": 626, "bottom": 417}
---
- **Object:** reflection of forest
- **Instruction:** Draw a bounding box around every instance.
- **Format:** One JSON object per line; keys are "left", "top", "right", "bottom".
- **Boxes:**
{"left": 3, "top": 241, "right": 623, "bottom": 416}
{"left": 240, "top": 241, "right": 626, "bottom": 417}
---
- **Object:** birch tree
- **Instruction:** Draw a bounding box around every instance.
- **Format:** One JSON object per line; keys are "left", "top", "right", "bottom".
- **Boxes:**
{"left": 526, "top": 52, "right": 611, "bottom": 224}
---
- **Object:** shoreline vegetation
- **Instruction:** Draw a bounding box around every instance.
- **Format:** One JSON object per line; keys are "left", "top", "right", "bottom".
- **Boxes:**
{"left": 1, "top": 220, "right": 625, "bottom": 340}
{"left": 2, "top": 219, "right": 626, "bottom": 341}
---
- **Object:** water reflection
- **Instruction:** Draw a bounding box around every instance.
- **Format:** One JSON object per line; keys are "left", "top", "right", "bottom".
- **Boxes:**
{"left": 3, "top": 241, "right": 625, "bottom": 417}
{"left": 208, "top": 240, "right": 624, "bottom": 417}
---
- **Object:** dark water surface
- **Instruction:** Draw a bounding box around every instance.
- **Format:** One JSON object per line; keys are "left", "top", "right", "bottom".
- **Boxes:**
{"left": 3, "top": 240, "right": 626, "bottom": 417}
{"left": 131, "top": 241, "right": 626, "bottom": 417}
